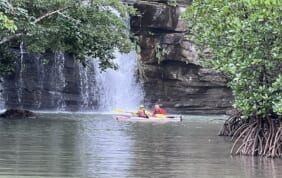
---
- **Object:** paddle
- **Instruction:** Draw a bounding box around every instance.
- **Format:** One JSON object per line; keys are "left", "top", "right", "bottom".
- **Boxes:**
{"left": 113, "top": 109, "right": 134, "bottom": 114}
{"left": 154, "top": 114, "right": 166, "bottom": 118}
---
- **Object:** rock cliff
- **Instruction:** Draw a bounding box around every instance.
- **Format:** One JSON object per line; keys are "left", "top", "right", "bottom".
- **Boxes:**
{"left": 3, "top": 51, "right": 98, "bottom": 111}
{"left": 129, "top": 0, "right": 233, "bottom": 114}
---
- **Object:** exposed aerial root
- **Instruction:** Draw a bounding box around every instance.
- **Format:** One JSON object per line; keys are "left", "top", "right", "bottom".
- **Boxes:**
{"left": 218, "top": 111, "right": 244, "bottom": 136}
{"left": 219, "top": 113, "right": 282, "bottom": 158}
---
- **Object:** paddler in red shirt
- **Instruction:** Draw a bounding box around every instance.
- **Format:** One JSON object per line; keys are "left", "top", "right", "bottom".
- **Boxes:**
{"left": 152, "top": 104, "right": 166, "bottom": 118}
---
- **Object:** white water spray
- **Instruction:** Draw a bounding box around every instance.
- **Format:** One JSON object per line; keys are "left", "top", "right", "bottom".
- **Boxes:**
{"left": 17, "top": 42, "right": 24, "bottom": 107}
{"left": 94, "top": 51, "right": 144, "bottom": 112}
{"left": 53, "top": 52, "right": 66, "bottom": 111}
{"left": 0, "top": 79, "right": 4, "bottom": 111}
{"left": 79, "top": 61, "right": 97, "bottom": 111}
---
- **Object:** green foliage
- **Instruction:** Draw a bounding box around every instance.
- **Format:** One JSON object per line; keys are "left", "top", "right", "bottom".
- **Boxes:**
{"left": 42, "top": 58, "right": 49, "bottom": 65}
{"left": 0, "top": 0, "right": 135, "bottom": 74}
{"left": 183, "top": 0, "right": 282, "bottom": 117}
{"left": 154, "top": 43, "right": 168, "bottom": 64}
{"left": 0, "top": 12, "right": 17, "bottom": 32}
{"left": 0, "top": 45, "right": 16, "bottom": 75}
{"left": 168, "top": 0, "right": 178, "bottom": 7}
{"left": 155, "top": 44, "right": 162, "bottom": 64}
{"left": 272, "top": 75, "right": 282, "bottom": 115}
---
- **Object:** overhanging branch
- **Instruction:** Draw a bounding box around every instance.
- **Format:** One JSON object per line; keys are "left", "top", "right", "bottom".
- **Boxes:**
{"left": 0, "top": 7, "right": 69, "bottom": 45}
{"left": 57, "top": 12, "right": 80, "bottom": 24}
{"left": 32, "top": 7, "right": 68, "bottom": 24}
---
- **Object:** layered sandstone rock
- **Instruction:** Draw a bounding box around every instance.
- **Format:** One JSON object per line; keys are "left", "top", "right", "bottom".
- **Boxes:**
{"left": 130, "top": 0, "right": 233, "bottom": 114}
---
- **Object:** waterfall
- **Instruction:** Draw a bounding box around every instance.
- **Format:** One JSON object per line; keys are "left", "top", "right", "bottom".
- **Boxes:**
{"left": 79, "top": 64, "right": 90, "bottom": 110}
{"left": 2, "top": 46, "right": 142, "bottom": 112}
{"left": 33, "top": 55, "right": 44, "bottom": 109}
{"left": 52, "top": 52, "right": 66, "bottom": 111}
{"left": 0, "top": 5, "right": 144, "bottom": 112}
{"left": 2, "top": 49, "right": 69, "bottom": 111}
{"left": 17, "top": 42, "right": 24, "bottom": 107}
{"left": 33, "top": 51, "right": 67, "bottom": 111}
{"left": 0, "top": 79, "right": 5, "bottom": 111}
{"left": 79, "top": 61, "right": 97, "bottom": 111}
{"left": 94, "top": 51, "right": 144, "bottom": 112}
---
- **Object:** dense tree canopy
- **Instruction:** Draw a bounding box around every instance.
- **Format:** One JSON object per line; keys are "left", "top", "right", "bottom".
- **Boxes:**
{"left": 183, "top": 0, "right": 282, "bottom": 157}
{"left": 0, "top": 0, "right": 135, "bottom": 74}
{"left": 183, "top": 0, "right": 282, "bottom": 118}
{"left": 0, "top": 12, "right": 16, "bottom": 32}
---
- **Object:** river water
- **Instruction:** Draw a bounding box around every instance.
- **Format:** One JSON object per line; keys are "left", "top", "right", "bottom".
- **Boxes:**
{"left": 0, "top": 113, "right": 281, "bottom": 178}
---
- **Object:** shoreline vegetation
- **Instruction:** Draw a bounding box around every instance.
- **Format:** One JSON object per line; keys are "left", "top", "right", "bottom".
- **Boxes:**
{"left": 183, "top": 0, "right": 282, "bottom": 157}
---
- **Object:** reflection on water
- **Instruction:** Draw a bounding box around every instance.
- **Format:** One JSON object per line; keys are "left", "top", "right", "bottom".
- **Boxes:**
{"left": 0, "top": 113, "right": 281, "bottom": 177}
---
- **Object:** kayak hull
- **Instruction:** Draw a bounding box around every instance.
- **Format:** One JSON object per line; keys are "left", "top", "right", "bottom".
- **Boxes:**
{"left": 114, "top": 115, "right": 182, "bottom": 122}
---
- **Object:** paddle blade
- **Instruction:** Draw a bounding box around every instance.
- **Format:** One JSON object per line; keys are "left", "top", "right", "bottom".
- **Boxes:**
{"left": 155, "top": 114, "right": 166, "bottom": 118}
{"left": 113, "top": 109, "right": 125, "bottom": 113}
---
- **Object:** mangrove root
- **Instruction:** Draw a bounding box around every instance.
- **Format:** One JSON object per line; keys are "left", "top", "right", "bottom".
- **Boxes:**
{"left": 220, "top": 114, "right": 282, "bottom": 158}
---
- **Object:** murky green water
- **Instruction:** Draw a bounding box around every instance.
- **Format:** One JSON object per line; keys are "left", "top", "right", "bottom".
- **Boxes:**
{"left": 0, "top": 113, "right": 281, "bottom": 178}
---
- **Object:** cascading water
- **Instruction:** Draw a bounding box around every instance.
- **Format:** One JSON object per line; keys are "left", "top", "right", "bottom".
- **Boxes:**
{"left": 94, "top": 51, "right": 144, "bottom": 112}
{"left": 0, "top": 80, "right": 5, "bottom": 111}
{"left": 33, "top": 55, "right": 44, "bottom": 109}
{"left": 79, "top": 61, "right": 97, "bottom": 111}
{"left": 17, "top": 42, "right": 24, "bottom": 107}
{"left": 51, "top": 51, "right": 66, "bottom": 111}
{"left": 2, "top": 47, "right": 143, "bottom": 112}
{"left": 2, "top": 49, "right": 70, "bottom": 111}
{"left": 1, "top": 5, "right": 143, "bottom": 112}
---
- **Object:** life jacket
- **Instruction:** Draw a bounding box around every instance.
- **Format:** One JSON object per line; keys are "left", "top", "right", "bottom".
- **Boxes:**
{"left": 154, "top": 110, "right": 161, "bottom": 114}
{"left": 137, "top": 110, "right": 148, "bottom": 118}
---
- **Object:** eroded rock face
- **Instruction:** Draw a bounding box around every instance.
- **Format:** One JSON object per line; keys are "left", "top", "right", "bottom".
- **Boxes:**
{"left": 130, "top": 0, "right": 233, "bottom": 114}
{"left": 2, "top": 51, "right": 96, "bottom": 111}
{"left": 140, "top": 62, "right": 233, "bottom": 114}
{"left": 131, "top": 1, "right": 196, "bottom": 64}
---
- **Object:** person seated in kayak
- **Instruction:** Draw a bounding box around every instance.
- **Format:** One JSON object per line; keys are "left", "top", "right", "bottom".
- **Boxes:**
{"left": 152, "top": 104, "right": 166, "bottom": 118}
{"left": 133, "top": 105, "right": 151, "bottom": 118}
